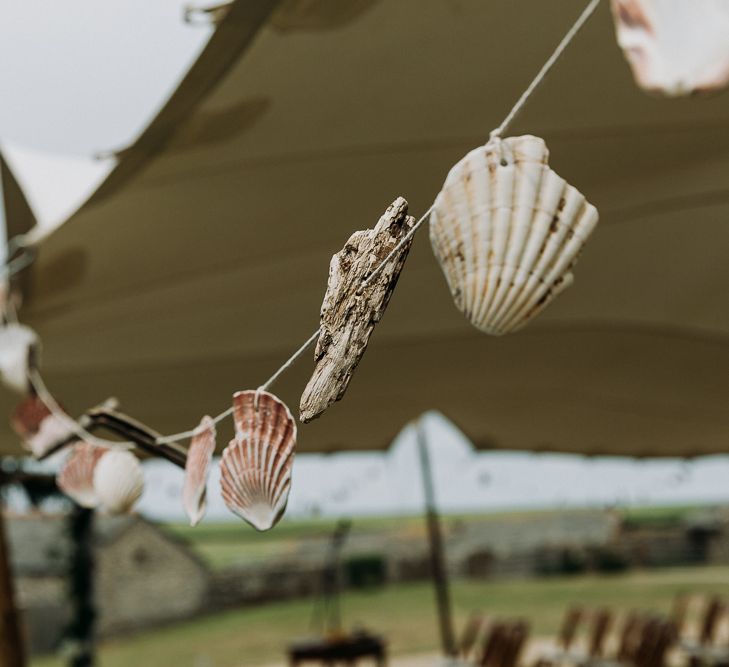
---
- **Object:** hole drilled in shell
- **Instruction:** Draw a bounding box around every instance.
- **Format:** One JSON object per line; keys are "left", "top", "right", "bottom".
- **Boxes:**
{"left": 429, "top": 135, "right": 598, "bottom": 335}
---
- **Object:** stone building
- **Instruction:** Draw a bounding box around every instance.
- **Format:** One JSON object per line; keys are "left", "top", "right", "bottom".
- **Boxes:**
{"left": 7, "top": 513, "right": 210, "bottom": 654}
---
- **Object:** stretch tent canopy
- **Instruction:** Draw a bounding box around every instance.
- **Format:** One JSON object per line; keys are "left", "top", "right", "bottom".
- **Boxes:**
{"left": 4, "top": 0, "right": 729, "bottom": 457}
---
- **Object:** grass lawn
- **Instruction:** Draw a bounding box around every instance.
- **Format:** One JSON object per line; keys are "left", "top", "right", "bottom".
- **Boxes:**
{"left": 32, "top": 565, "right": 729, "bottom": 667}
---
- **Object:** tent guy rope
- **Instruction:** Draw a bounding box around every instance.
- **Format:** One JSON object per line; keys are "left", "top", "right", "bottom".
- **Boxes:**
{"left": 17, "top": 0, "right": 601, "bottom": 451}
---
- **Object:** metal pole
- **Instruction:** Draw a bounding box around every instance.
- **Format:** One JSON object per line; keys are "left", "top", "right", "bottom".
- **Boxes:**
{"left": 415, "top": 417, "right": 457, "bottom": 658}
{"left": 0, "top": 505, "right": 26, "bottom": 667}
{"left": 65, "top": 506, "right": 95, "bottom": 667}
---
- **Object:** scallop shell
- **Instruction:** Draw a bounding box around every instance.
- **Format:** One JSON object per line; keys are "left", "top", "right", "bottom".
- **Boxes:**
{"left": 11, "top": 395, "right": 50, "bottom": 439}
{"left": 11, "top": 395, "right": 77, "bottom": 458}
{"left": 429, "top": 135, "right": 599, "bottom": 335}
{"left": 26, "top": 414, "right": 78, "bottom": 458}
{"left": 57, "top": 442, "right": 109, "bottom": 508}
{"left": 0, "top": 324, "right": 39, "bottom": 394}
{"left": 220, "top": 390, "right": 296, "bottom": 531}
{"left": 611, "top": 0, "right": 729, "bottom": 96}
{"left": 92, "top": 450, "right": 144, "bottom": 514}
{"left": 182, "top": 416, "right": 216, "bottom": 527}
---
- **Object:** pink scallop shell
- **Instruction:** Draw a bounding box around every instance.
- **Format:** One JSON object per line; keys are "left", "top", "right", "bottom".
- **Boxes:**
{"left": 182, "top": 416, "right": 216, "bottom": 527}
{"left": 11, "top": 395, "right": 51, "bottom": 439}
{"left": 220, "top": 390, "right": 296, "bottom": 531}
{"left": 57, "top": 442, "right": 109, "bottom": 508}
{"left": 11, "top": 395, "right": 76, "bottom": 458}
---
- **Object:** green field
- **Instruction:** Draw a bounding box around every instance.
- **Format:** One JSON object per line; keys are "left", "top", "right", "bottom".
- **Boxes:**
{"left": 33, "top": 565, "right": 729, "bottom": 667}
{"left": 162, "top": 505, "right": 705, "bottom": 570}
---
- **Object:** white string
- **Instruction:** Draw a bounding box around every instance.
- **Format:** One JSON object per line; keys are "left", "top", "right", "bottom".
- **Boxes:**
{"left": 28, "top": 0, "right": 600, "bottom": 449}
{"left": 4, "top": 297, "right": 135, "bottom": 453}
{"left": 259, "top": 328, "right": 322, "bottom": 392}
{"left": 489, "top": 0, "right": 601, "bottom": 141}
{"left": 27, "top": 368, "right": 134, "bottom": 451}
{"left": 154, "top": 406, "right": 235, "bottom": 445}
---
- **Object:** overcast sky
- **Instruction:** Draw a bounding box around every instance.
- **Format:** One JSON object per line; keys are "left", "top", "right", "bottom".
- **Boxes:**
{"left": 3, "top": 2, "right": 729, "bottom": 526}
{"left": 0, "top": 0, "right": 208, "bottom": 155}
{"left": 0, "top": 0, "right": 211, "bottom": 228}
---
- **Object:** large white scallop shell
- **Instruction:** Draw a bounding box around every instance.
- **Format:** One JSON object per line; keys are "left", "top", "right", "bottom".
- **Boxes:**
{"left": 0, "top": 324, "right": 39, "bottom": 394}
{"left": 611, "top": 0, "right": 729, "bottom": 96}
{"left": 57, "top": 442, "right": 109, "bottom": 508}
{"left": 430, "top": 135, "right": 599, "bottom": 335}
{"left": 92, "top": 450, "right": 144, "bottom": 514}
{"left": 220, "top": 390, "right": 296, "bottom": 531}
{"left": 182, "top": 416, "right": 216, "bottom": 527}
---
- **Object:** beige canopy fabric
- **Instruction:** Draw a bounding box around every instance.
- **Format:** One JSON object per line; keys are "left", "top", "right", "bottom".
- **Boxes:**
{"left": 4, "top": 0, "right": 729, "bottom": 457}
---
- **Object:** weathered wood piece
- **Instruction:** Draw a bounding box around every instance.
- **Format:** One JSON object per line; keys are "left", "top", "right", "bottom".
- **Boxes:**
{"left": 300, "top": 197, "right": 415, "bottom": 423}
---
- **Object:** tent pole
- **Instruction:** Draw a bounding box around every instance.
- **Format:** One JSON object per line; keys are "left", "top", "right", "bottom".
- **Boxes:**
{"left": 416, "top": 417, "right": 457, "bottom": 659}
{"left": 0, "top": 504, "right": 26, "bottom": 667}
{"left": 65, "top": 505, "right": 96, "bottom": 667}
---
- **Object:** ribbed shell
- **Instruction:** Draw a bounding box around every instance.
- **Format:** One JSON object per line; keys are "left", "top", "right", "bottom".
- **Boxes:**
{"left": 92, "top": 450, "right": 144, "bottom": 514}
{"left": 0, "top": 324, "right": 39, "bottom": 394}
{"left": 57, "top": 442, "right": 109, "bottom": 508}
{"left": 11, "top": 395, "right": 76, "bottom": 458}
{"left": 611, "top": 0, "right": 729, "bottom": 96}
{"left": 220, "top": 390, "right": 296, "bottom": 531}
{"left": 11, "top": 395, "right": 50, "bottom": 439}
{"left": 27, "top": 415, "right": 78, "bottom": 458}
{"left": 182, "top": 416, "right": 216, "bottom": 527}
{"left": 430, "top": 135, "right": 598, "bottom": 335}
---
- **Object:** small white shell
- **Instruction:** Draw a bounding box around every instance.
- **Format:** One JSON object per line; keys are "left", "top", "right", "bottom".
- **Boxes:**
{"left": 430, "top": 135, "right": 598, "bottom": 335}
{"left": 182, "top": 416, "right": 216, "bottom": 527}
{"left": 220, "top": 390, "right": 296, "bottom": 531}
{"left": 92, "top": 450, "right": 144, "bottom": 514}
{"left": 0, "top": 324, "right": 39, "bottom": 394}
{"left": 57, "top": 442, "right": 109, "bottom": 508}
{"left": 26, "top": 414, "right": 77, "bottom": 458}
{"left": 611, "top": 0, "right": 729, "bottom": 96}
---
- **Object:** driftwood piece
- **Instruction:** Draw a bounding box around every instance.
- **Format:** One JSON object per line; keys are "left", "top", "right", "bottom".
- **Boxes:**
{"left": 300, "top": 197, "right": 415, "bottom": 422}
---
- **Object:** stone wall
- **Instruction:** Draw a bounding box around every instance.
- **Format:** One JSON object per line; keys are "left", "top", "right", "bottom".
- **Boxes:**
{"left": 707, "top": 531, "right": 729, "bottom": 564}
{"left": 618, "top": 528, "right": 704, "bottom": 568}
{"left": 95, "top": 522, "right": 209, "bottom": 634}
{"left": 210, "top": 562, "right": 324, "bottom": 609}
{"left": 14, "top": 576, "right": 70, "bottom": 655}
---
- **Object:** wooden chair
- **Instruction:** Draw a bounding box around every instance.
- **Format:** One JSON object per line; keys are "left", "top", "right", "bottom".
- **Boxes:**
{"left": 534, "top": 606, "right": 585, "bottom": 667}
{"left": 683, "top": 596, "right": 727, "bottom": 667}
{"left": 700, "top": 597, "right": 726, "bottom": 644}
{"left": 460, "top": 613, "right": 489, "bottom": 662}
{"left": 503, "top": 620, "right": 530, "bottom": 667}
{"left": 536, "top": 607, "right": 611, "bottom": 667}
{"left": 479, "top": 620, "right": 530, "bottom": 667}
{"left": 480, "top": 622, "right": 508, "bottom": 667}
{"left": 561, "top": 607, "right": 586, "bottom": 652}
{"left": 589, "top": 614, "right": 674, "bottom": 667}
{"left": 616, "top": 611, "right": 644, "bottom": 662}
{"left": 587, "top": 608, "right": 614, "bottom": 659}
{"left": 633, "top": 618, "right": 675, "bottom": 667}
{"left": 669, "top": 594, "right": 690, "bottom": 640}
